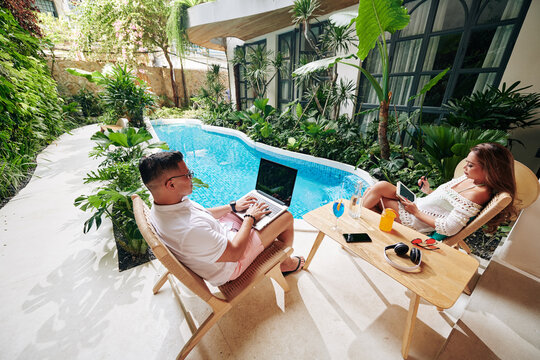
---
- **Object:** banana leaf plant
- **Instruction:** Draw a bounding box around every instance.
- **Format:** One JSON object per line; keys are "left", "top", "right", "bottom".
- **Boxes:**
{"left": 90, "top": 127, "right": 168, "bottom": 165}
{"left": 294, "top": 0, "right": 410, "bottom": 159}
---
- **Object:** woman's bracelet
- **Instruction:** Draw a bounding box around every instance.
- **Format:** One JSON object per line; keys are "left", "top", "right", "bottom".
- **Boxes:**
{"left": 243, "top": 214, "right": 256, "bottom": 223}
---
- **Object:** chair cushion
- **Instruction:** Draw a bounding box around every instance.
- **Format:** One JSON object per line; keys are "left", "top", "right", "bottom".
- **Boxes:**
{"left": 219, "top": 241, "right": 289, "bottom": 301}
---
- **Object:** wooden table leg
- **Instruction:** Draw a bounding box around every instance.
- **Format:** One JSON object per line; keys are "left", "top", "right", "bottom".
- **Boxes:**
{"left": 401, "top": 293, "right": 421, "bottom": 359}
{"left": 303, "top": 231, "right": 325, "bottom": 271}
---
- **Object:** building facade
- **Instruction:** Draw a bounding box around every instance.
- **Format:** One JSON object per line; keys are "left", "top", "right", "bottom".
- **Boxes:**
{"left": 187, "top": 0, "right": 540, "bottom": 174}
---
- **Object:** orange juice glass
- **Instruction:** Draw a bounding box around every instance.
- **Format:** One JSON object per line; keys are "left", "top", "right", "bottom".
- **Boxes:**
{"left": 379, "top": 208, "right": 397, "bottom": 232}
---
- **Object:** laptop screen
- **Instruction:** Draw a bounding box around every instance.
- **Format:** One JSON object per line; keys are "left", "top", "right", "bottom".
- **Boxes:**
{"left": 255, "top": 158, "right": 297, "bottom": 206}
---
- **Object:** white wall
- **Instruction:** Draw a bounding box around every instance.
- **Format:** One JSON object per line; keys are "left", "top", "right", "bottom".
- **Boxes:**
{"left": 501, "top": 0, "right": 540, "bottom": 176}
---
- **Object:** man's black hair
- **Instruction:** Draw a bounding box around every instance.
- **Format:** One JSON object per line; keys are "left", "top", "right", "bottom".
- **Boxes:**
{"left": 139, "top": 151, "right": 184, "bottom": 185}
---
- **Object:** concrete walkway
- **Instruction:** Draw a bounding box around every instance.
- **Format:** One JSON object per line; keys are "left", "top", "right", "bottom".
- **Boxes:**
{"left": 0, "top": 125, "right": 471, "bottom": 359}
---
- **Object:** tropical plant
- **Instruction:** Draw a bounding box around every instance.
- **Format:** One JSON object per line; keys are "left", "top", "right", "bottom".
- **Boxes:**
{"left": 166, "top": 0, "right": 211, "bottom": 106}
{"left": 89, "top": 128, "right": 168, "bottom": 164}
{"left": 443, "top": 81, "right": 540, "bottom": 132}
{"left": 37, "top": 12, "right": 75, "bottom": 76}
{"left": 67, "top": 64, "right": 156, "bottom": 127}
{"left": 230, "top": 98, "right": 278, "bottom": 142}
{"left": 413, "top": 125, "right": 508, "bottom": 183}
{"left": 74, "top": 128, "right": 170, "bottom": 257}
{"left": 290, "top": 0, "right": 356, "bottom": 121}
{"left": 70, "top": 88, "right": 104, "bottom": 118}
{"left": 290, "top": 0, "right": 323, "bottom": 57}
{"left": 192, "top": 64, "right": 233, "bottom": 124}
{"left": 0, "top": 0, "right": 41, "bottom": 36}
{"left": 358, "top": 143, "right": 432, "bottom": 190}
{"left": 233, "top": 45, "right": 284, "bottom": 99}
{"left": 0, "top": 7, "right": 68, "bottom": 202}
{"left": 73, "top": 0, "right": 182, "bottom": 107}
{"left": 149, "top": 106, "right": 202, "bottom": 119}
{"left": 100, "top": 65, "right": 156, "bottom": 127}
{"left": 294, "top": 0, "right": 411, "bottom": 160}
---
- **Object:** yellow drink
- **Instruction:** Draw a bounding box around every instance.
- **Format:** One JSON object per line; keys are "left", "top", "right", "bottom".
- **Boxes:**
{"left": 379, "top": 208, "right": 397, "bottom": 232}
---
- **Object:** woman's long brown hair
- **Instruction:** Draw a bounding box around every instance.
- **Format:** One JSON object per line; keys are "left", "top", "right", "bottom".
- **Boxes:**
{"left": 471, "top": 143, "right": 517, "bottom": 232}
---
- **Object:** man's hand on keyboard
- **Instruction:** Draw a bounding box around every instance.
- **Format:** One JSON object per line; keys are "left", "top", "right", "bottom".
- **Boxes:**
{"left": 236, "top": 196, "right": 258, "bottom": 212}
{"left": 246, "top": 201, "right": 272, "bottom": 221}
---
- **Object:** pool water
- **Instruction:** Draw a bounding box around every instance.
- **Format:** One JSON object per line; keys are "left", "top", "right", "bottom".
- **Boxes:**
{"left": 152, "top": 123, "right": 370, "bottom": 218}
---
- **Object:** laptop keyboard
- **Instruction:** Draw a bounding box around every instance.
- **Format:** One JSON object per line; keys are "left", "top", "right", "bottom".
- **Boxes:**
{"left": 252, "top": 193, "right": 282, "bottom": 216}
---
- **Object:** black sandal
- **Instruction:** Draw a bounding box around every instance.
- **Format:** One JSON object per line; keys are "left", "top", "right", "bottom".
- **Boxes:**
{"left": 282, "top": 256, "right": 304, "bottom": 276}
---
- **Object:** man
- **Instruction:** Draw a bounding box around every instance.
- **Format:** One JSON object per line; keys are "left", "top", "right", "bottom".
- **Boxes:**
{"left": 138, "top": 151, "right": 304, "bottom": 286}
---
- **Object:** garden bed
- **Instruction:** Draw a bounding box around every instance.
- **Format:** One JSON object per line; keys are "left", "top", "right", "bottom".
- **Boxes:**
{"left": 466, "top": 229, "right": 503, "bottom": 260}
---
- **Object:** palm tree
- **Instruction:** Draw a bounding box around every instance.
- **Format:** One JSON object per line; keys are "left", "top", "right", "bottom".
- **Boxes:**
{"left": 290, "top": 0, "right": 323, "bottom": 58}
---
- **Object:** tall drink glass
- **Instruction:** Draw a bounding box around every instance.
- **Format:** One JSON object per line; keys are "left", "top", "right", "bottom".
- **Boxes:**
{"left": 348, "top": 182, "right": 364, "bottom": 219}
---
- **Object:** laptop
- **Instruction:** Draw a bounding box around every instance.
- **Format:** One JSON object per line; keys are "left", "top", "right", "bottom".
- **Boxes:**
{"left": 234, "top": 158, "right": 298, "bottom": 231}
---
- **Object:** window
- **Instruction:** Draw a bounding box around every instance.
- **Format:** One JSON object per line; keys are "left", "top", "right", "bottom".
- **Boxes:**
{"left": 35, "top": 0, "right": 58, "bottom": 17}
{"left": 355, "top": 0, "right": 531, "bottom": 126}
{"left": 277, "top": 30, "right": 297, "bottom": 111}
{"left": 235, "top": 40, "right": 267, "bottom": 110}
{"left": 276, "top": 21, "right": 332, "bottom": 110}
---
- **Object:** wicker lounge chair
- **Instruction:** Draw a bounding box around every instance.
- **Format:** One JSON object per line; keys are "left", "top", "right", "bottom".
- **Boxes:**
{"left": 445, "top": 159, "right": 539, "bottom": 253}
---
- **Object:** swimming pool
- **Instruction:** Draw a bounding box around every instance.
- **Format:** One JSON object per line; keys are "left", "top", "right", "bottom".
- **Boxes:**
{"left": 151, "top": 120, "right": 373, "bottom": 218}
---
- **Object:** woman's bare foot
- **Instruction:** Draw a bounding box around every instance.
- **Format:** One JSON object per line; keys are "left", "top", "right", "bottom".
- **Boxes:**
{"left": 281, "top": 256, "right": 305, "bottom": 275}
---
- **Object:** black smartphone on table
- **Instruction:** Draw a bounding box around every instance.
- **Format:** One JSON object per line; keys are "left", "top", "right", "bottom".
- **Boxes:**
{"left": 343, "top": 233, "right": 372, "bottom": 243}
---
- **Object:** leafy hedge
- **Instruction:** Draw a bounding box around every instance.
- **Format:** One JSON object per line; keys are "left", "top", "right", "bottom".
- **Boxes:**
{"left": 0, "top": 8, "right": 74, "bottom": 201}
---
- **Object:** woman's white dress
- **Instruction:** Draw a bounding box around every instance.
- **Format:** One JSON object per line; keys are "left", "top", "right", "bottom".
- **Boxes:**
{"left": 398, "top": 175, "right": 483, "bottom": 236}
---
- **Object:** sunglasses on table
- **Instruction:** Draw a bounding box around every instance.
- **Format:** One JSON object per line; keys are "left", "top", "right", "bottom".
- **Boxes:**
{"left": 411, "top": 238, "right": 440, "bottom": 250}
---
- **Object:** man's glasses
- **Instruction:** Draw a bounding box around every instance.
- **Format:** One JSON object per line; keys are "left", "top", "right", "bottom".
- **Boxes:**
{"left": 165, "top": 170, "right": 194, "bottom": 185}
{"left": 411, "top": 238, "right": 440, "bottom": 250}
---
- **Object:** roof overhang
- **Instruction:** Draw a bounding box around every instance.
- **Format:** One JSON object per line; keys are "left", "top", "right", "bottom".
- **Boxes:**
{"left": 187, "top": 0, "right": 358, "bottom": 51}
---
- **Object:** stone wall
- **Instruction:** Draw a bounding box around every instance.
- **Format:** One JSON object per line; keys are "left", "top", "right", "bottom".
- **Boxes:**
{"left": 49, "top": 59, "right": 229, "bottom": 107}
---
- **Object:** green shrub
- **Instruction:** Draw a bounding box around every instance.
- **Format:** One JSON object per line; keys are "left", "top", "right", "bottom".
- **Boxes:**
{"left": 70, "top": 88, "right": 104, "bottom": 117}
{"left": 149, "top": 106, "right": 202, "bottom": 119}
{"left": 66, "top": 64, "right": 157, "bottom": 128}
{"left": 443, "top": 81, "right": 540, "bottom": 131}
{"left": 75, "top": 128, "right": 169, "bottom": 255}
{"left": 0, "top": 8, "right": 71, "bottom": 201}
{"left": 100, "top": 65, "right": 156, "bottom": 127}
{"left": 414, "top": 125, "right": 508, "bottom": 183}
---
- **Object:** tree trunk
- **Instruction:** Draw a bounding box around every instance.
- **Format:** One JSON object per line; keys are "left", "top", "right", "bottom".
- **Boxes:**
{"left": 163, "top": 50, "right": 180, "bottom": 107}
{"left": 303, "top": 21, "right": 322, "bottom": 57}
{"left": 378, "top": 99, "right": 390, "bottom": 160}
{"left": 233, "top": 64, "right": 241, "bottom": 111}
{"left": 179, "top": 58, "right": 189, "bottom": 106}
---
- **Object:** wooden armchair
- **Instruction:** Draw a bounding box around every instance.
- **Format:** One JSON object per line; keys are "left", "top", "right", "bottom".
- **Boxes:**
{"left": 131, "top": 195, "right": 293, "bottom": 360}
{"left": 446, "top": 159, "right": 540, "bottom": 253}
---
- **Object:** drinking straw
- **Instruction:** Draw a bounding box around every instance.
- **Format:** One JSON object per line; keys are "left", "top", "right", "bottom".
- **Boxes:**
{"left": 380, "top": 198, "right": 385, "bottom": 210}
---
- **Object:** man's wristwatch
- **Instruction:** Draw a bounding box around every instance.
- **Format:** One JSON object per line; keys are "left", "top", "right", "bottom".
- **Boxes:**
{"left": 229, "top": 201, "right": 237, "bottom": 213}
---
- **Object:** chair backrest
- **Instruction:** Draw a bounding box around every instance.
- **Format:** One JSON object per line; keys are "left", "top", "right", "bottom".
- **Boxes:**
{"left": 131, "top": 194, "right": 216, "bottom": 303}
{"left": 116, "top": 118, "right": 129, "bottom": 128}
{"left": 444, "top": 192, "right": 512, "bottom": 246}
{"left": 446, "top": 159, "right": 539, "bottom": 247}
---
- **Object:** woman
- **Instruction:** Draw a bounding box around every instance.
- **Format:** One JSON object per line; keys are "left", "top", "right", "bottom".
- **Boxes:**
{"left": 362, "top": 143, "right": 517, "bottom": 237}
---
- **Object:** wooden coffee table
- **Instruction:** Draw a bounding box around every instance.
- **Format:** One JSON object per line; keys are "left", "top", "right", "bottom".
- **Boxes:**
{"left": 302, "top": 201, "right": 479, "bottom": 359}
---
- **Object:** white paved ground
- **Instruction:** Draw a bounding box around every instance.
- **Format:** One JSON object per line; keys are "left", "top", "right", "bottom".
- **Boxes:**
{"left": 0, "top": 125, "right": 471, "bottom": 360}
